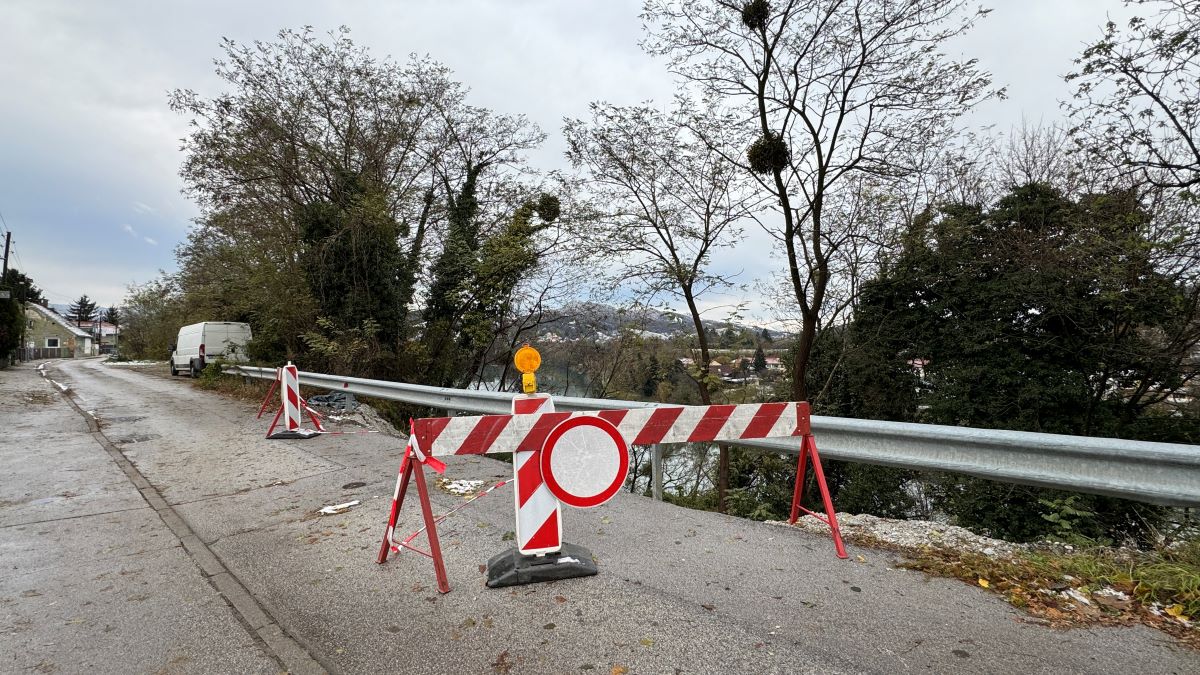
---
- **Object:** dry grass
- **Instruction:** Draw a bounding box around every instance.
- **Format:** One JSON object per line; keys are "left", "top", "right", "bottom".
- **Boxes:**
{"left": 822, "top": 525, "right": 1200, "bottom": 648}
{"left": 192, "top": 364, "right": 275, "bottom": 403}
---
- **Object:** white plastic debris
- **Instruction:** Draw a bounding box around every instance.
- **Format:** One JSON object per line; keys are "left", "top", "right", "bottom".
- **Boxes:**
{"left": 318, "top": 500, "right": 360, "bottom": 515}
{"left": 1094, "top": 587, "right": 1129, "bottom": 601}
{"left": 1063, "top": 588, "right": 1092, "bottom": 605}
{"left": 439, "top": 479, "right": 486, "bottom": 495}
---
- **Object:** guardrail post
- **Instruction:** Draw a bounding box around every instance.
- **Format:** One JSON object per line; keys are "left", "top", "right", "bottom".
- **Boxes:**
{"left": 445, "top": 408, "right": 458, "bottom": 418}
{"left": 651, "top": 444, "right": 663, "bottom": 501}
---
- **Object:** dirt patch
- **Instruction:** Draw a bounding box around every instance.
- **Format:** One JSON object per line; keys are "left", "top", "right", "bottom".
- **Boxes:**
{"left": 23, "top": 391, "right": 57, "bottom": 405}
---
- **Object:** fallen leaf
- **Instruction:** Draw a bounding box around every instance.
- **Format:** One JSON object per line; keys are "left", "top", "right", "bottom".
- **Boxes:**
{"left": 855, "top": 555, "right": 866, "bottom": 563}
{"left": 492, "top": 650, "right": 513, "bottom": 675}
{"left": 639, "top": 638, "right": 654, "bottom": 647}
{"left": 554, "top": 595, "right": 568, "bottom": 603}
{"left": 610, "top": 666, "right": 628, "bottom": 675}
{"left": 544, "top": 622, "right": 556, "bottom": 630}
{"left": 701, "top": 603, "right": 716, "bottom": 611}
{"left": 1166, "top": 604, "right": 1185, "bottom": 617}
{"left": 978, "top": 579, "right": 990, "bottom": 589}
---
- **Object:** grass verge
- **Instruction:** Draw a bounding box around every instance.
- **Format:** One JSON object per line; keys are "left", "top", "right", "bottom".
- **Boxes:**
{"left": 193, "top": 364, "right": 274, "bottom": 403}
{"left": 804, "top": 525, "right": 1200, "bottom": 648}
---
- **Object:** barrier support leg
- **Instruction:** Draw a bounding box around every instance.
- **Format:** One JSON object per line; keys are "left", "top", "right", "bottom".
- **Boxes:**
{"left": 376, "top": 449, "right": 413, "bottom": 564}
{"left": 265, "top": 405, "right": 284, "bottom": 439}
{"left": 789, "top": 445, "right": 810, "bottom": 523}
{"left": 374, "top": 446, "right": 451, "bottom": 593}
{"left": 256, "top": 371, "right": 280, "bottom": 419}
{"left": 299, "top": 396, "right": 325, "bottom": 432}
{"left": 789, "top": 434, "right": 848, "bottom": 559}
{"left": 411, "top": 456, "right": 451, "bottom": 593}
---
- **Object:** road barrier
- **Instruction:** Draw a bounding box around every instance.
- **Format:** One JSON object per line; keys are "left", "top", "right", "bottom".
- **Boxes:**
{"left": 261, "top": 363, "right": 323, "bottom": 439}
{"left": 235, "top": 365, "right": 1200, "bottom": 508}
{"left": 375, "top": 387, "right": 843, "bottom": 592}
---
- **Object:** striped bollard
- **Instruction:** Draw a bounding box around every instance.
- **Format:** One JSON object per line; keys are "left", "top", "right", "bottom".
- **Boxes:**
{"left": 511, "top": 393, "right": 562, "bottom": 555}
{"left": 485, "top": 392, "right": 599, "bottom": 587}
{"left": 264, "top": 361, "right": 322, "bottom": 439}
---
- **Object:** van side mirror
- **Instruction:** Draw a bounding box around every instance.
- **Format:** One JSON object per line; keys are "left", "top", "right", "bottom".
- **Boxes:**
{"left": 169, "top": 344, "right": 176, "bottom": 352}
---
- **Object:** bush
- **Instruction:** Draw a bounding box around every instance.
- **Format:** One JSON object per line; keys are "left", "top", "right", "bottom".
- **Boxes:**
{"left": 929, "top": 474, "right": 1168, "bottom": 545}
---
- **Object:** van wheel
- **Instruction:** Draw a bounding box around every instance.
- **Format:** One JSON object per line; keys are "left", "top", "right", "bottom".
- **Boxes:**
{"left": 190, "top": 360, "right": 200, "bottom": 378}
{"left": 170, "top": 362, "right": 178, "bottom": 376}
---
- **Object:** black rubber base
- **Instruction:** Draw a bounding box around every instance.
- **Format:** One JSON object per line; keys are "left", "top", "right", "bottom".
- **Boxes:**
{"left": 267, "top": 429, "right": 320, "bottom": 440}
{"left": 485, "top": 542, "right": 598, "bottom": 588}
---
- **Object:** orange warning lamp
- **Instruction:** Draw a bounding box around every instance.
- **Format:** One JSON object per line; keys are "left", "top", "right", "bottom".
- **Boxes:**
{"left": 514, "top": 344, "right": 541, "bottom": 394}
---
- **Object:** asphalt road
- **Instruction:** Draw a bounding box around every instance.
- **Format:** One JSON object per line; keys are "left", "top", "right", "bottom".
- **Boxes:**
{"left": 2, "top": 358, "right": 1197, "bottom": 674}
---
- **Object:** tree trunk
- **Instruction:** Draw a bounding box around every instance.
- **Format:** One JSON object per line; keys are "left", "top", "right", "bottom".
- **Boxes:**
{"left": 683, "top": 285, "right": 730, "bottom": 512}
{"left": 791, "top": 311, "right": 816, "bottom": 401}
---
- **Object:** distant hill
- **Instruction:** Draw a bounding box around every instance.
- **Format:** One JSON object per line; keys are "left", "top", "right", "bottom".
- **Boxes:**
{"left": 533, "top": 302, "right": 785, "bottom": 342}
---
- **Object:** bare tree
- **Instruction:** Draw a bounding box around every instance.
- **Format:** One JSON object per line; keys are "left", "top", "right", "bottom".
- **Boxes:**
{"left": 643, "top": 0, "right": 999, "bottom": 400}
{"left": 564, "top": 100, "right": 760, "bottom": 509}
{"left": 1066, "top": 0, "right": 1200, "bottom": 190}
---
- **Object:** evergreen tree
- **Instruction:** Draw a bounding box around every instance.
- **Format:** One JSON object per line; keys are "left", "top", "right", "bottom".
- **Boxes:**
{"left": 298, "top": 170, "right": 404, "bottom": 345}
{"left": 843, "top": 183, "right": 1198, "bottom": 541}
{"left": 753, "top": 346, "right": 767, "bottom": 372}
{"left": 67, "top": 295, "right": 98, "bottom": 326}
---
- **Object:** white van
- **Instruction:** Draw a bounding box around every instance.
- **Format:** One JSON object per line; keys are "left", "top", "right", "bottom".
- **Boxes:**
{"left": 169, "top": 322, "right": 253, "bottom": 377}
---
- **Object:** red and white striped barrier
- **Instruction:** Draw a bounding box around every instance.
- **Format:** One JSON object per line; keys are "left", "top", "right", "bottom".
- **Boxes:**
{"left": 257, "top": 365, "right": 379, "bottom": 437}
{"left": 412, "top": 402, "right": 803, "bottom": 457}
{"left": 380, "top": 399, "right": 846, "bottom": 594}
{"left": 264, "top": 362, "right": 325, "bottom": 439}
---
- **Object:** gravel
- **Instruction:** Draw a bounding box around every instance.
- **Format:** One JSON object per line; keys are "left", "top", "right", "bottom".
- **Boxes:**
{"left": 771, "top": 512, "right": 1026, "bottom": 557}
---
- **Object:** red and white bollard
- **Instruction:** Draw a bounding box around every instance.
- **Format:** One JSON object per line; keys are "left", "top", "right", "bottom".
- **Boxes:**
{"left": 264, "top": 361, "right": 324, "bottom": 439}
{"left": 511, "top": 393, "right": 562, "bottom": 555}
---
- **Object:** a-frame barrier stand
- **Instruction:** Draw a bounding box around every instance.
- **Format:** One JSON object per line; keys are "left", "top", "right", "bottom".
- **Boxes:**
{"left": 376, "top": 426, "right": 451, "bottom": 593}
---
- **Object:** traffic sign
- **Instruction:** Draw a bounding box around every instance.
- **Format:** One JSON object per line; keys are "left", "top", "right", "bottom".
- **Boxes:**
{"left": 539, "top": 416, "right": 629, "bottom": 508}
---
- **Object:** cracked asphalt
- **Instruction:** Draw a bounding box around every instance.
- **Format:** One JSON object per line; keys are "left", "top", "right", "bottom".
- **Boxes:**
{"left": 2, "top": 358, "right": 1197, "bottom": 674}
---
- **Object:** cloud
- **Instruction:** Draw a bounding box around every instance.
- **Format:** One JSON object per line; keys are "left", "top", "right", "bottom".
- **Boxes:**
{"left": 120, "top": 224, "right": 157, "bottom": 245}
{"left": 1, "top": 0, "right": 1130, "bottom": 328}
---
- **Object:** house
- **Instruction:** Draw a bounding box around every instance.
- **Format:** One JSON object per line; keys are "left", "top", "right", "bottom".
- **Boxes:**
{"left": 76, "top": 320, "right": 121, "bottom": 354}
{"left": 763, "top": 356, "right": 784, "bottom": 371}
{"left": 23, "top": 303, "right": 95, "bottom": 358}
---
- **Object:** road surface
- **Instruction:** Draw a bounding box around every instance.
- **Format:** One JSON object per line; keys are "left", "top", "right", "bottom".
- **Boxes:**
{"left": 1, "top": 358, "right": 1196, "bottom": 674}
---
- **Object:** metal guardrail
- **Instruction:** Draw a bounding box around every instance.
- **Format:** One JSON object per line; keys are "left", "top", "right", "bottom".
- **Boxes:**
{"left": 236, "top": 366, "right": 1200, "bottom": 508}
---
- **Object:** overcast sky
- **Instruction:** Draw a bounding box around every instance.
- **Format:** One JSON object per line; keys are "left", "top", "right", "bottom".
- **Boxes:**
{"left": 0, "top": 0, "right": 1128, "bottom": 319}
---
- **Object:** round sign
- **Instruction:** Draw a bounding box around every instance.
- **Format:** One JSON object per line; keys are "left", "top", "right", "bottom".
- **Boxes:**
{"left": 540, "top": 416, "right": 629, "bottom": 509}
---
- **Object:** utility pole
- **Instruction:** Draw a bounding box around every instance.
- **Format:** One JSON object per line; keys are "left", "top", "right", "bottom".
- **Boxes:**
{"left": 2, "top": 231, "right": 10, "bottom": 277}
